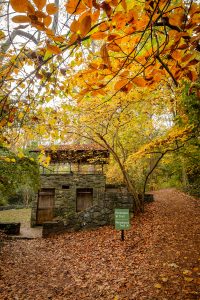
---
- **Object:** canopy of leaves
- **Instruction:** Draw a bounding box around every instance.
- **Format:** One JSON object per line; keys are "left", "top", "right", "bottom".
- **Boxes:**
{"left": 0, "top": 0, "right": 199, "bottom": 143}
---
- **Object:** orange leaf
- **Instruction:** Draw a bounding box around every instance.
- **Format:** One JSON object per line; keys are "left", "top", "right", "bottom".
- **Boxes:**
{"left": 68, "top": 33, "right": 78, "bottom": 45}
{"left": 27, "top": 2, "right": 35, "bottom": 14}
{"left": 120, "top": 70, "right": 129, "bottom": 77}
{"left": 88, "top": 62, "right": 99, "bottom": 69}
{"left": 12, "top": 15, "right": 31, "bottom": 23}
{"left": 35, "top": 11, "right": 47, "bottom": 18}
{"left": 99, "top": 22, "right": 109, "bottom": 31}
{"left": 100, "top": 44, "right": 111, "bottom": 69}
{"left": 107, "top": 34, "right": 120, "bottom": 41}
{"left": 107, "top": 43, "right": 121, "bottom": 52}
{"left": 80, "top": 15, "right": 91, "bottom": 36}
{"left": 169, "top": 8, "right": 184, "bottom": 27}
{"left": 44, "top": 15, "right": 52, "bottom": 27}
{"left": 171, "top": 50, "right": 182, "bottom": 62}
{"left": 91, "top": 31, "right": 107, "bottom": 40}
{"left": 83, "top": 0, "right": 92, "bottom": 8}
{"left": 46, "top": 3, "right": 58, "bottom": 15}
{"left": 70, "top": 20, "right": 80, "bottom": 33}
{"left": 47, "top": 44, "right": 62, "bottom": 54}
{"left": 10, "top": 0, "right": 28, "bottom": 13}
{"left": 121, "top": 0, "right": 127, "bottom": 11}
{"left": 52, "top": 35, "right": 65, "bottom": 43}
{"left": 65, "top": 0, "right": 86, "bottom": 15}
{"left": 132, "top": 77, "right": 146, "bottom": 87}
{"left": 114, "top": 79, "right": 129, "bottom": 90}
{"left": 32, "top": 21, "right": 45, "bottom": 31}
{"left": 33, "top": 0, "right": 46, "bottom": 10}
{"left": 111, "top": 0, "right": 118, "bottom": 6}
{"left": 45, "top": 29, "right": 54, "bottom": 38}
{"left": 91, "top": 10, "right": 100, "bottom": 23}
{"left": 181, "top": 54, "right": 193, "bottom": 63}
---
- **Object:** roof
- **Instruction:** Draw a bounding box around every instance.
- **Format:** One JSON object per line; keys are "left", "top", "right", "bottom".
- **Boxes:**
{"left": 30, "top": 144, "right": 109, "bottom": 164}
{"left": 31, "top": 144, "right": 107, "bottom": 152}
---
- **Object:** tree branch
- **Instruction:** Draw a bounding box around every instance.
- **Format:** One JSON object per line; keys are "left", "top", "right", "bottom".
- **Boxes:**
{"left": 1, "top": 30, "right": 38, "bottom": 54}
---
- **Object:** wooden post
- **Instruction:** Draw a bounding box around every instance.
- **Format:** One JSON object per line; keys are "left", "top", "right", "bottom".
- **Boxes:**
{"left": 121, "top": 230, "right": 125, "bottom": 241}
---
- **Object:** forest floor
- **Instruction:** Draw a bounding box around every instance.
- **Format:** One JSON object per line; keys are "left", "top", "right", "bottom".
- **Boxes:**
{"left": 0, "top": 189, "right": 199, "bottom": 300}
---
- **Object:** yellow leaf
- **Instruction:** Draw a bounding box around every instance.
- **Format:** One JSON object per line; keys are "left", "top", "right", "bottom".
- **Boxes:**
{"left": 0, "top": 30, "right": 5, "bottom": 40}
{"left": 184, "top": 277, "right": 193, "bottom": 282}
{"left": 114, "top": 79, "right": 129, "bottom": 91}
{"left": 18, "top": 112, "right": 24, "bottom": 120}
{"left": 80, "top": 15, "right": 91, "bottom": 36}
{"left": 33, "top": 0, "right": 46, "bottom": 10}
{"left": 44, "top": 15, "right": 52, "bottom": 27}
{"left": 46, "top": 3, "right": 58, "bottom": 15}
{"left": 193, "top": 267, "right": 199, "bottom": 272}
{"left": 47, "top": 44, "right": 61, "bottom": 55}
{"left": 12, "top": 15, "right": 31, "bottom": 23}
{"left": 183, "top": 270, "right": 192, "bottom": 275}
{"left": 65, "top": 0, "right": 86, "bottom": 15}
{"left": 161, "top": 277, "right": 168, "bottom": 282}
{"left": 154, "top": 283, "right": 162, "bottom": 289}
{"left": 10, "top": 0, "right": 28, "bottom": 13}
{"left": 4, "top": 158, "right": 11, "bottom": 162}
{"left": 17, "top": 152, "right": 25, "bottom": 159}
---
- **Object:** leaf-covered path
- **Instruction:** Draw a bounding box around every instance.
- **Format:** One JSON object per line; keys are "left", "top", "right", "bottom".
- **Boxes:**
{"left": 0, "top": 189, "right": 199, "bottom": 300}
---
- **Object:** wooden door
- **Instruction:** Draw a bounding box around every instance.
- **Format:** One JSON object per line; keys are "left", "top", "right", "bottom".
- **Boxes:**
{"left": 37, "top": 189, "right": 55, "bottom": 224}
{"left": 76, "top": 188, "right": 93, "bottom": 212}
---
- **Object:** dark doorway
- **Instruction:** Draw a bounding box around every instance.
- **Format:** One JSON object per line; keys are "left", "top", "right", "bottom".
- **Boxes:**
{"left": 76, "top": 188, "right": 93, "bottom": 212}
{"left": 37, "top": 188, "right": 55, "bottom": 224}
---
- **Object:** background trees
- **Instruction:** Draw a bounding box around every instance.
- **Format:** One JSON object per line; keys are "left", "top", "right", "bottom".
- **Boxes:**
{"left": 0, "top": 146, "right": 39, "bottom": 205}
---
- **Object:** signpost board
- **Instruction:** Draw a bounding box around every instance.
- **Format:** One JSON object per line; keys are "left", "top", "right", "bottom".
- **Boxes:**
{"left": 115, "top": 208, "right": 130, "bottom": 240}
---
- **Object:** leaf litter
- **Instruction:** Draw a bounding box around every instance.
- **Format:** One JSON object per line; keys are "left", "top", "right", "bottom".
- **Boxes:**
{"left": 0, "top": 189, "right": 199, "bottom": 299}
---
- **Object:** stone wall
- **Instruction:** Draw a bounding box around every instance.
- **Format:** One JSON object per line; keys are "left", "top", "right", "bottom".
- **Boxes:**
{"left": 65, "top": 188, "right": 134, "bottom": 230}
{"left": 31, "top": 173, "right": 106, "bottom": 227}
{"left": 31, "top": 173, "right": 154, "bottom": 231}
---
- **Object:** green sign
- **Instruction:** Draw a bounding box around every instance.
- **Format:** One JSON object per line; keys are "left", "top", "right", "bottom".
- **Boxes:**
{"left": 115, "top": 208, "right": 130, "bottom": 230}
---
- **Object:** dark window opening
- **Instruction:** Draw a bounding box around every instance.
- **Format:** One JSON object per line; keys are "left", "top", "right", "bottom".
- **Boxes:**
{"left": 76, "top": 188, "right": 93, "bottom": 212}
{"left": 62, "top": 185, "right": 70, "bottom": 189}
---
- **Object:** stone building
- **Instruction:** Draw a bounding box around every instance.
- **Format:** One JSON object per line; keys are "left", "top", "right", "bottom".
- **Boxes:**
{"left": 31, "top": 144, "right": 134, "bottom": 230}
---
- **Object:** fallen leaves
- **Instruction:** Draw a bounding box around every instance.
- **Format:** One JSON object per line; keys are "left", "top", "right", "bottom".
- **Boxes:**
{"left": 0, "top": 189, "right": 199, "bottom": 299}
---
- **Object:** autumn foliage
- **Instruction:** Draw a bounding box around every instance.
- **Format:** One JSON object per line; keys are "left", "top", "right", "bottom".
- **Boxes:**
{"left": 0, "top": 0, "right": 199, "bottom": 208}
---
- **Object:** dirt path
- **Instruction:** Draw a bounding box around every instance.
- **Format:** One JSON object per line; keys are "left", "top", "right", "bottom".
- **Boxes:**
{"left": 0, "top": 189, "right": 199, "bottom": 300}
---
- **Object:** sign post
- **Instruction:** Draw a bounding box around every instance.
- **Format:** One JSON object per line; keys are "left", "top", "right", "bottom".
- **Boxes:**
{"left": 115, "top": 208, "right": 130, "bottom": 241}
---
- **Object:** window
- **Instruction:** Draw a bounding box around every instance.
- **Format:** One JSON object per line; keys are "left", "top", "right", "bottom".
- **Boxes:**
{"left": 62, "top": 185, "right": 70, "bottom": 189}
{"left": 76, "top": 188, "right": 93, "bottom": 212}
